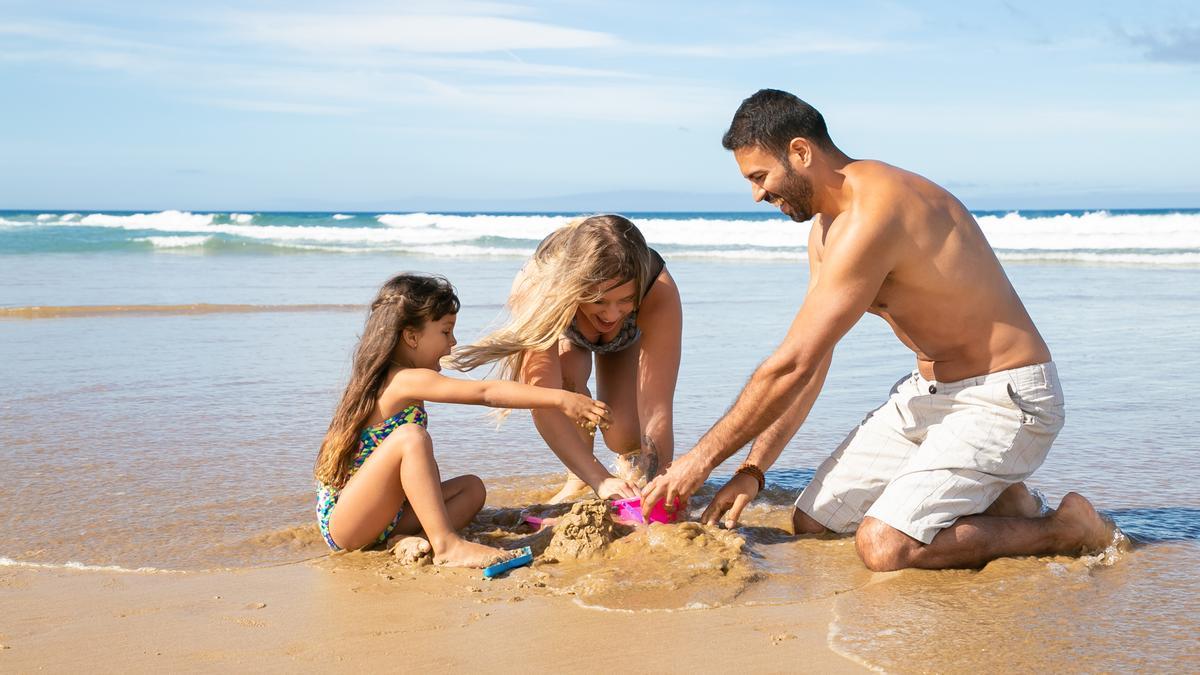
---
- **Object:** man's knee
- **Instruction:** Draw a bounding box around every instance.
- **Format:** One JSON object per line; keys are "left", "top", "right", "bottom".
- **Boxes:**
{"left": 855, "top": 517, "right": 920, "bottom": 572}
{"left": 791, "top": 507, "right": 831, "bottom": 535}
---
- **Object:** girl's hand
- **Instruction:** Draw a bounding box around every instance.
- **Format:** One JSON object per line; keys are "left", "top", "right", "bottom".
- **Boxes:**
{"left": 559, "top": 392, "right": 611, "bottom": 437}
{"left": 595, "top": 476, "right": 640, "bottom": 501}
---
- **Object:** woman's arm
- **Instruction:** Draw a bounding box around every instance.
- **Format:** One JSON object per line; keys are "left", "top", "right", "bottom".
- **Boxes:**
{"left": 635, "top": 267, "right": 683, "bottom": 477}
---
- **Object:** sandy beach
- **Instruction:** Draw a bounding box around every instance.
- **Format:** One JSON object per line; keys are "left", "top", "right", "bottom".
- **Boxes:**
{"left": 1, "top": 558, "right": 863, "bottom": 673}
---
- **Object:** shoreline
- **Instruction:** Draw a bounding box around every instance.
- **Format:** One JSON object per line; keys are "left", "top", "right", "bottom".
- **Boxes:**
{"left": 0, "top": 561, "right": 867, "bottom": 673}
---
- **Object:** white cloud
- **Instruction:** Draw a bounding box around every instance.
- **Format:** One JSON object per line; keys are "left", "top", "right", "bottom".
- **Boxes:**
{"left": 200, "top": 97, "right": 361, "bottom": 116}
{"left": 221, "top": 11, "right": 621, "bottom": 54}
{"left": 642, "top": 38, "right": 898, "bottom": 58}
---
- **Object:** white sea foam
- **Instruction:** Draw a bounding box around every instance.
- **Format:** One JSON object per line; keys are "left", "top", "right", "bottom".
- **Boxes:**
{"left": 978, "top": 210, "right": 1200, "bottom": 250}
{"left": 0, "top": 556, "right": 178, "bottom": 574}
{"left": 137, "top": 235, "right": 214, "bottom": 249}
{"left": 36, "top": 213, "right": 55, "bottom": 221}
{"left": 997, "top": 250, "right": 1200, "bottom": 265}
{"left": 11, "top": 209, "right": 1200, "bottom": 265}
{"left": 79, "top": 210, "right": 216, "bottom": 230}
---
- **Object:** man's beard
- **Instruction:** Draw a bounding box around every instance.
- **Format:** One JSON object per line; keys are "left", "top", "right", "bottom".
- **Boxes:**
{"left": 773, "top": 164, "right": 814, "bottom": 222}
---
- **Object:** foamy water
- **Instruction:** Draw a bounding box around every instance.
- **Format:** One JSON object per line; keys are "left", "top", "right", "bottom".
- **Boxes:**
{"left": 2, "top": 243, "right": 1198, "bottom": 669}
{"left": 2, "top": 208, "right": 1199, "bottom": 264}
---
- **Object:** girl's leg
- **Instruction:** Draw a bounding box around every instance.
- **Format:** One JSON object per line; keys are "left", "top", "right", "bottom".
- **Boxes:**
{"left": 328, "top": 426, "right": 507, "bottom": 567}
{"left": 388, "top": 474, "right": 486, "bottom": 563}
{"left": 391, "top": 474, "right": 487, "bottom": 535}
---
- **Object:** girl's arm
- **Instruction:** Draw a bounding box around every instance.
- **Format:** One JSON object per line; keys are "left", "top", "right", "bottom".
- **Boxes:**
{"left": 635, "top": 267, "right": 683, "bottom": 478}
{"left": 386, "top": 368, "right": 611, "bottom": 428}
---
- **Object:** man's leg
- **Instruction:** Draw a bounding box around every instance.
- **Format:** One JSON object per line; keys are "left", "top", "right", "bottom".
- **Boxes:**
{"left": 984, "top": 482, "right": 1046, "bottom": 518}
{"left": 793, "top": 373, "right": 923, "bottom": 537}
{"left": 791, "top": 507, "right": 831, "bottom": 535}
{"left": 855, "top": 492, "right": 1113, "bottom": 571}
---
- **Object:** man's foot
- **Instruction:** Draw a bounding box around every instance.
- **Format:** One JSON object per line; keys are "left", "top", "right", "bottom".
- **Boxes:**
{"left": 985, "top": 482, "right": 1046, "bottom": 519}
{"left": 548, "top": 476, "right": 589, "bottom": 504}
{"left": 1052, "top": 492, "right": 1115, "bottom": 554}
{"left": 390, "top": 536, "right": 432, "bottom": 566}
{"left": 433, "top": 537, "right": 520, "bottom": 569}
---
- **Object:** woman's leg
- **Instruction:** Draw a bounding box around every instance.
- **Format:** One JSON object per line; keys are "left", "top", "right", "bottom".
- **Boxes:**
{"left": 596, "top": 345, "right": 655, "bottom": 481}
{"left": 522, "top": 340, "right": 599, "bottom": 503}
{"left": 328, "top": 425, "right": 508, "bottom": 567}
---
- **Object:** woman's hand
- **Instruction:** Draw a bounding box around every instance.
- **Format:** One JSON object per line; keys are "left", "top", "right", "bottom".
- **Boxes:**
{"left": 558, "top": 391, "right": 611, "bottom": 437}
{"left": 700, "top": 472, "right": 761, "bottom": 529}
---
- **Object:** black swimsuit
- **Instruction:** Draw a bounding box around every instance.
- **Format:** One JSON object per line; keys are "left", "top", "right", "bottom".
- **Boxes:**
{"left": 563, "top": 249, "right": 665, "bottom": 354}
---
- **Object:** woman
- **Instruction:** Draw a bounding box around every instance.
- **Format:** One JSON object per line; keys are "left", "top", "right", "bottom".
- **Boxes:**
{"left": 452, "top": 214, "right": 682, "bottom": 502}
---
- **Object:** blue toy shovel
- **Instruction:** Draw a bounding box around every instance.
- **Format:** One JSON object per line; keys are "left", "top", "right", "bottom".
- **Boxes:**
{"left": 482, "top": 546, "right": 534, "bottom": 579}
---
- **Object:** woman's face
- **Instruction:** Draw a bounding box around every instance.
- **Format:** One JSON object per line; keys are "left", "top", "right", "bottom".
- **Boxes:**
{"left": 578, "top": 278, "right": 637, "bottom": 334}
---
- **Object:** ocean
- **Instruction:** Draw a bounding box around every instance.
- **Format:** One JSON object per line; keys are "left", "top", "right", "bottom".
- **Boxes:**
{"left": 2, "top": 208, "right": 1198, "bottom": 670}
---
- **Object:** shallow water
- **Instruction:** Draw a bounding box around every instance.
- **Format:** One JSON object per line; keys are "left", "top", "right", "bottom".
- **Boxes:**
{"left": 2, "top": 250, "right": 1199, "bottom": 669}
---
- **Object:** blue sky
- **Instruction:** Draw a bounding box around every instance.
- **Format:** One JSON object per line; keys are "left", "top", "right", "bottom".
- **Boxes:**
{"left": 2, "top": 0, "right": 1198, "bottom": 211}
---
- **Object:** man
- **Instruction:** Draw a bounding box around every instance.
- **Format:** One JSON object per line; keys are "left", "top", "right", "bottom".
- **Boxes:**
{"left": 642, "top": 89, "right": 1112, "bottom": 571}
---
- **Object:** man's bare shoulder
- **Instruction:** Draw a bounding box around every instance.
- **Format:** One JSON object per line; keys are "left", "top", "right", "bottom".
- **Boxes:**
{"left": 847, "top": 160, "right": 959, "bottom": 209}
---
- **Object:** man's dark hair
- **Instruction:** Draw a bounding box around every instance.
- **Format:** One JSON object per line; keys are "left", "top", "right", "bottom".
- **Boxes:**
{"left": 721, "top": 89, "right": 835, "bottom": 156}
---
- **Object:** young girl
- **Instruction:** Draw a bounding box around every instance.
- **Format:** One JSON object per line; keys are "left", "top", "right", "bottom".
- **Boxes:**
{"left": 315, "top": 273, "right": 611, "bottom": 568}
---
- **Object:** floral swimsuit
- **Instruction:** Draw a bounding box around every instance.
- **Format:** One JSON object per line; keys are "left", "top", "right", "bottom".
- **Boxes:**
{"left": 316, "top": 404, "right": 428, "bottom": 551}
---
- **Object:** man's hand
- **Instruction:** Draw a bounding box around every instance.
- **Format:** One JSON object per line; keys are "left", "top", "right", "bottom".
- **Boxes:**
{"left": 641, "top": 450, "right": 710, "bottom": 519}
{"left": 700, "top": 472, "right": 760, "bottom": 529}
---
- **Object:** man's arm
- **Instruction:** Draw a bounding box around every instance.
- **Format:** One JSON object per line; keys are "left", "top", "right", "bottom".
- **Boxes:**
{"left": 700, "top": 224, "right": 831, "bottom": 526}
{"left": 726, "top": 224, "right": 830, "bottom": 475}
{"left": 643, "top": 208, "right": 902, "bottom": 514}
{"left": 698, "top": 350, "right": 830, "bottom": 526}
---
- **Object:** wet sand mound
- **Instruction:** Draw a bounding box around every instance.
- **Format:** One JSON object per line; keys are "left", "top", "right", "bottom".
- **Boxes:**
{"left": 543, "top": 500, "right": 618, "bottom": 561}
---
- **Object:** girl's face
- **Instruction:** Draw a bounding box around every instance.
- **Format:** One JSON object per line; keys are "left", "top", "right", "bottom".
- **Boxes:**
{"left": 577, "top": 278, "right": 637, "bottom": 334}
{"left": 403, "top": 313, "right": 458, "bottom": 370}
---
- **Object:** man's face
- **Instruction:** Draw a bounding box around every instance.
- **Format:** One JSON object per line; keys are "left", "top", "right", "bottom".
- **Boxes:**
{"left": 733, "top": 145, "right": 815, "bottom": 223}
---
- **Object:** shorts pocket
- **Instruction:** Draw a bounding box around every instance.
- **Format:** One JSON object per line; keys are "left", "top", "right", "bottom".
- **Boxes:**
{"left": 1000, "top": 381, "right": 1065, "bottom": 432}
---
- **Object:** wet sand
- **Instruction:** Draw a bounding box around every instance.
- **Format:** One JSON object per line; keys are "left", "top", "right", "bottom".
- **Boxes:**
{"left": 0, "top": 562, "right": 863, "bottom": 673}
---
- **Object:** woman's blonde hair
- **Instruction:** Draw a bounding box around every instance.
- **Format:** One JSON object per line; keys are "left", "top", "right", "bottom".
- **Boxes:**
{"left": 450, "top": 214, "right": 652, "bottom": 386}
{"left": 314, "top": 273, "right": 460, "bottom": 489}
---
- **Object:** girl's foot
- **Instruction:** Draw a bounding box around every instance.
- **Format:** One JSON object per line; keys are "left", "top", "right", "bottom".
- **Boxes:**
{"left": 548, "top": 475, "right": 589, "bottom": 504}
{"left": 434, "top": 537, "right": 520, "bottom": 569}
{"left": 390, "top": 536, "right": 432, "bottom": 565}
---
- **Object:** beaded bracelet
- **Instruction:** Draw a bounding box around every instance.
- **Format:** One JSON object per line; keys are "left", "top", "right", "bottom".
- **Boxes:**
{"left": 735, "top": 463, "right": 766, "bottom": 492}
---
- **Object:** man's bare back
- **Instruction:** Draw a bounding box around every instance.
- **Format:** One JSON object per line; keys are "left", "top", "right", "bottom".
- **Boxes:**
{"left": 811, "top": 160, "right": 1051, "bottom": 382}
